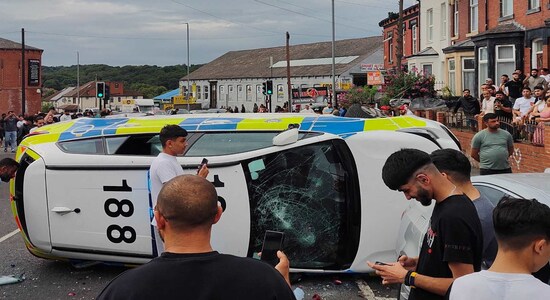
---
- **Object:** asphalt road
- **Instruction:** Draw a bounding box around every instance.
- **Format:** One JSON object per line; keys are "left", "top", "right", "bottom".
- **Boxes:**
{"left": 0, "top": 152, "right": 398, "bottom": 300}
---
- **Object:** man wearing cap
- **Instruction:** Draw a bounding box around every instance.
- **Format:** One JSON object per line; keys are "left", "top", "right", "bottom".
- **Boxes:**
{"left": 149, "top": 125, "right": 209, "bottom": 255}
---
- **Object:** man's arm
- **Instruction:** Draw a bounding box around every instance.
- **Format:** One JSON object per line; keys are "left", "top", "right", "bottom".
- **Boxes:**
{"left": 367, "top": 261, "right": 474, "bottom": 296}
{"left": 471, "top": 148, "right": 480, "bottom": 162}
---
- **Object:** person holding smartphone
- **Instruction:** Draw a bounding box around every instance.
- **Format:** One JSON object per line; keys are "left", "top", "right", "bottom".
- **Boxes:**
{"left": 149, "top": 125, "right": 209, "bottom": 256}
{"left": 98, "top": 175, "right": 295, "bottom": 300}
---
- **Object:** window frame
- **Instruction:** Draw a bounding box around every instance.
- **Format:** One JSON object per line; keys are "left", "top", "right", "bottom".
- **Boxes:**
{"left": 495, "top": 45, "right": 516, "bottom": 81}
{"left": 470, "top": 0, "right": 478, "bottom": 32}
{"left": 440, "top": 3, "right": 447, "bottom": 40}
{"left": 462, "top": 57, "right": 476, "bottom": 95}
{"left": 453, "top": 3, "right": 459, "bottom": 37}
{"left": 448, "top": 58, "right": 456, "bottom": 95}
{"left": 478, "top": 47, "right": 488, "bottom": 89}
{"left": 412, "top": 23, "right": 418, "bottom": 54}
{"left": 532, "top": 39, "right": 543, "bottom": 69}
{"left": 427, "top": 9, "right": 434, "bottom": 42}
{"left": 500, "top": 0, "right": 513, "bottom": 17}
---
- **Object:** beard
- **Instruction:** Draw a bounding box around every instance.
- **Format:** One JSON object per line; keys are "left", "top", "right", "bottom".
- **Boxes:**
{"left": 416, "top": 186, "right": 433, "bottom": 206}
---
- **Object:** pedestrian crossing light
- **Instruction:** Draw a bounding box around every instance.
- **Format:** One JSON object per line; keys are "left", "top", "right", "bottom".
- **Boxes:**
{"left": 266, "top": 80, "right": 273, "bottom": 95}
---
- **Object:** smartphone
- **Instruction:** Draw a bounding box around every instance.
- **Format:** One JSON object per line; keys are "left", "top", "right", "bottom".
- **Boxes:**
{"left": 260, "top": 230, "right": 285, "bottom": 267}
{"left": 197, "top": 158, "right": 208, "bottom": 174}
{"left": 375, "top": 261, "right": 389, "bottom": 266}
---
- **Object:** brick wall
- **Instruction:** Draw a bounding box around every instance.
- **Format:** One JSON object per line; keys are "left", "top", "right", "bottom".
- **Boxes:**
{"left": 0, "top": 49, "right": 43, "bottom": 114}
{"left": 451, "top": 128, "right": 550, "bottom": 173}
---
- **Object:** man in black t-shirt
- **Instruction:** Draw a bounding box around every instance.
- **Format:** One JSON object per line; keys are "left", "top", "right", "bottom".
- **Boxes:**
{"left": 369, "top": 149, "right": 483, "bottom": 300}
{"left": 505, "top": 72, "right": 524, "bottom": 104}
{"left": 97, "top": 175, "right": 296, "bottom": 300}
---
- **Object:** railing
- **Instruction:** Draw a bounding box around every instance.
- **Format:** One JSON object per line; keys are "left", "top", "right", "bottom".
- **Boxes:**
{"left": 441, "top": 111, "right": 545, "bottom": 146}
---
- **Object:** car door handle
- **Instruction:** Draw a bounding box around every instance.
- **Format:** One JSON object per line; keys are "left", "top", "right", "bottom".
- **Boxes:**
{"left": 51, "top": 207, "right": 81, "bottom": 214}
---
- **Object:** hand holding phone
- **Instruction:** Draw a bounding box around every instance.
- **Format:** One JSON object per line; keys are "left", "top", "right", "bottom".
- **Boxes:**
{"left": 197, "top": 158, "right": 208, "bottom": 175}
{"left": 260, "top": 230, "right": 285, "bottom": 267}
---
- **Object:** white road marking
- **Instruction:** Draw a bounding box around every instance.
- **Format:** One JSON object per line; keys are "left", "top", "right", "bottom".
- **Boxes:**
{"left": 356, "top": 279, "right": 397, "bottom": 300}
{"left": 0, "top": 229, "right": 19, "bottom": 243}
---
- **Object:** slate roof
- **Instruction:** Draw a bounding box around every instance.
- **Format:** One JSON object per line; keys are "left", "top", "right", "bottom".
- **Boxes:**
{"left": 407, "top": 47, "right": 438, "bottom": 58}
{"left": 0, "top": 37, "right": 42, "bottom": 51}
{"left": 442, "top": 39, "right": 475, "bottom": 53}
{"left": 183, "top": 36, "right": 383, "bottom": 80}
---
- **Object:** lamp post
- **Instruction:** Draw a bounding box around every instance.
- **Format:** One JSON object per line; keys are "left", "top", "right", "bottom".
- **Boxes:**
{"left": 184, "top": 22, "right": 190, "bottom": 112}
{"left": 331, "top": 0, "right": 337, "bottom": 106}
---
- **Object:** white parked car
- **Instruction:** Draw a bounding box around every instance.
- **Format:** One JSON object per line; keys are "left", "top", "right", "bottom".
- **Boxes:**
{"left": 396, "top": 173, "right": 550, "bottom": 299}
{"left": 11, "top": 113, "right": 459, "bottom": 272}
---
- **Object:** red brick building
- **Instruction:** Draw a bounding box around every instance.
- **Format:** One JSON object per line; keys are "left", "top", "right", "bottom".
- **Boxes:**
{"left": 378, "top": 4, "right": 420, "bottom": 71}
{"left": 446, "top": 0, "right": 550, "bottom": 92}
{"left": 0, "top": 37, "right": 43, "bottom": 114}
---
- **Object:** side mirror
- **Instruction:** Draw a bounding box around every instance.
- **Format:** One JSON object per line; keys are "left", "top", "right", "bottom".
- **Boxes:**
{"left": 272, "top": 128, "right": 299, "bottom": 146}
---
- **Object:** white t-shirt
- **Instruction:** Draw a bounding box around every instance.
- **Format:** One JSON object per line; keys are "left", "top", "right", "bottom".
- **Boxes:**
{"left": 449, "top": 270, "right": 550, "bottom": 300}
{"left": 300, "top": 108, "right": 315, "bottom": 113}
{"left": 149, "top": 152, "right": 184, "bottom": 210}
{"left": 513, "top": 97, "right": 535, "bottom": 117}
{"left": 481, "top": 97, "right": 495, "bottom": 114}
{"left": 60, "top": 114, "right": 72, "bottom": 122}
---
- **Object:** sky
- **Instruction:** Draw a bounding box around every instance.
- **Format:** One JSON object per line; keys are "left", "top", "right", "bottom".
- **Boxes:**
{"left": 0, "top": 0, "right": 415, "bottom": 67}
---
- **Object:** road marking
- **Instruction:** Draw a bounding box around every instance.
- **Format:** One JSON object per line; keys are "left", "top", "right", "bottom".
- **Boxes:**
{"left": 0, "top": 229, "right": 19, "bottom": 243}
{"left": 356, "top": 279, "right": 397, "bottom": 300}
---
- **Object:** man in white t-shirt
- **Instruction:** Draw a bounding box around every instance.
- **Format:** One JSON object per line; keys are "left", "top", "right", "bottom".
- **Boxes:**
{"left": 512, "top": 87, "right": 536, "bottom": 123}
{"left": 149, "top": 124, "right": 209, "bottom": 255}
{"left": 300, "top": 104, "right": 315, "bottom": 113}
{"left": 448, "top": 197, "right": 550, "bottom": 299}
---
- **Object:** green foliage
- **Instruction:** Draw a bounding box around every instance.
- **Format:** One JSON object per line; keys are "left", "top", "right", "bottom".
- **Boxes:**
{"left": 42, "top": 64, "right": 203, "bottom": 95}
{"left": 337, "top": 86, "right": 378, "bottom": 108}
{"left": 382, "top": 70, "right": 436, "bottom": 103}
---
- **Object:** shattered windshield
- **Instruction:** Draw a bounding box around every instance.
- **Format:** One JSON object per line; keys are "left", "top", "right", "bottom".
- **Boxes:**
{"left": 244, "top": 140, "right": 360, "bottom": 269}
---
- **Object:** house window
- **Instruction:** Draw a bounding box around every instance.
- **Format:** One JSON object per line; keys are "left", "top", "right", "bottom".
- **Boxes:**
{"left": 532, "top": 39, "right": 544, "bottom": 69}
{"left": 197, "top": 85, "right": 201, "bottom": 100}
{"left": 403, "top": 27, "right": 406, "bottom": 51}
{"left": 470, "top": 0, "right": 478, "bottom": 32}
{"left": 246, "top": 85, "right": 252, "bottom": 101}
{"left": 453, "top": 3, "right": 459, "bottom": 36}
{"left": 422, "top": 64, "right": 433, "bottom": 75}
{"left": 237, "top": 85, "right": 243, "bottom": 102}
{"left": 496, "top": 45, "right": 515, "bottom": 81}
{"left": 412, "top": 24, "right": 418, "bottom": 54}
{"left": 529, "top": 0, "right": 540, "bottom": 10}
{"left": 441, "top": 3, "right": 447, "bottom": 39}
{"left": 462, "top": 57, "right": 475, "bottom": 95}
{"left": 204, "top": 86, "right": 209, "bottom": 100}
{"left": 448, "top": 59, "right": 456, "bottom": 95}
{"left": 427, "top": 9, "right": 434, "bottom": 42}
{"left": 501, "top": 0, "right": 513, "bottom": 17}
{"left": 478, "top": 47, "right": 488, "bottom": 90}
{"left": 388, "top": 31, "right": 393, "bottom": 63}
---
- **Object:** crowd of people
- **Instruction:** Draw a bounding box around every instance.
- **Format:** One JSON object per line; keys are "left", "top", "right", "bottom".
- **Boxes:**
{"left": 453, "top": 68, "right": 550, "bottom": 143}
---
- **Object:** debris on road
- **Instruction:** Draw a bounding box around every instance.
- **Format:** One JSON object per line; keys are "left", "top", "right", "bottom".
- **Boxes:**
{"left": 0, "top": 274, "right": 25, "bottom": 286}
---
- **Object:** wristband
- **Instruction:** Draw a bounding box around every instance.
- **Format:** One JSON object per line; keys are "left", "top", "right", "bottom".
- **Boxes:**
{"left": 409, "top": 272, "right": 418, "bottom": 288}
{"left": 404, "top": 270, "right": 413, "bottom": 286}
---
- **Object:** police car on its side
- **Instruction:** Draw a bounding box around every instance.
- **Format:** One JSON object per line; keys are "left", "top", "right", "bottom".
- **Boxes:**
{"left": 10, "top": 113, "right": 460, "bottom": 272}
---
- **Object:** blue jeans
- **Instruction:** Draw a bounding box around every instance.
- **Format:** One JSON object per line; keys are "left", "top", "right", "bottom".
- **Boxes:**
{"left": 4, "top": 131, "right": 16, "bottom": 151}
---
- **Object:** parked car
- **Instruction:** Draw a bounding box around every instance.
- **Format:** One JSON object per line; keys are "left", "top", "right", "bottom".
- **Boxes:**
{"left": 396, "top": 172, "right": 550, "bottom": 299}
{"left": 11, "top": 114, "right": 459, "bottom": 272}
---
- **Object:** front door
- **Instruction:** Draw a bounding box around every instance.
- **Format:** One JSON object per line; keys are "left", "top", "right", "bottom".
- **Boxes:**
{"left": 210, "top": 81, "right": 217, "bottom": 108}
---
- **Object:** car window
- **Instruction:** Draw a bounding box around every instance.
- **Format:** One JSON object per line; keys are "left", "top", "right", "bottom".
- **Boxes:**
{"left": 106, "top": 134, "right": 160, "bottom": 156}
{"left": 475, "top": 185, "right": 509, "bottom": 207}
{"left": 58, "top": 138, "right": 105, "bottom": 154}
{"left": 244, "top": 140, "right": 360, "bottom": 270}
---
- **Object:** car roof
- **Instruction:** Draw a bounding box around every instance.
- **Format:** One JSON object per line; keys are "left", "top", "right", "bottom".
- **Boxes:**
{"left": 22, "top": 114, "right": 432, "bottom": 145}
{"left": 472, "top": 173, "right": 550, "bottom": 201}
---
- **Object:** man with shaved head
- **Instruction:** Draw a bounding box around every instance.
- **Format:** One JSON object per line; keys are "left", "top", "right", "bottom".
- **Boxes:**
{"left": 98, "top": 175, "right": 296, "bottom": 300}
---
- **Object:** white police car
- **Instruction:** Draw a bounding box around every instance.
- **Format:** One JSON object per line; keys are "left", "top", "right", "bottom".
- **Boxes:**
{"left": 11, "top": 113, "right": 460, "bottom": 272}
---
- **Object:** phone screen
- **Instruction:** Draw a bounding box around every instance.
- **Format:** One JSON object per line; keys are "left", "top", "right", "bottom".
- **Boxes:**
{"left": 260, "top": 230, "right": 284, "bottom": 267}
{"left": 197, "top": 158, "right": 208, "bottom": 174}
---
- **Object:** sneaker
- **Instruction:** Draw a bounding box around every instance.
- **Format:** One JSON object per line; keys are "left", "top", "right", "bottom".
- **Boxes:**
{"left": 3, "top": 148, "right": 6, "bottom": 152}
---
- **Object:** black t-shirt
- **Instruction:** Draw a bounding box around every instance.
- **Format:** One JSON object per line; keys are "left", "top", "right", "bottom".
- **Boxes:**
{"left": 97, "top": 252, "right": 296, "bottom": 300}
{"left": 410, "top": 195, "right": 483, "bottom": 300}
{"left": 494, "top": 97, "right": 513, "bottom": 119}
{"left": 505, "top": 80, "right": 523, "bottom": 99}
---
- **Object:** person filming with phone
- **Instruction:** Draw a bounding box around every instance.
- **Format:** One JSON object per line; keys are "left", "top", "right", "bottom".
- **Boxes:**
{"left": 149, "top": 125, "right": 209, "bottom": 255}
{"left": 97, "top": 175, "right": 296, "bottom": 300}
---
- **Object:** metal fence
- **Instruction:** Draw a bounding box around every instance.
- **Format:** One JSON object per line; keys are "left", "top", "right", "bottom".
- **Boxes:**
{"left": 443, "top": 111, "right": 545, "bottom": 146}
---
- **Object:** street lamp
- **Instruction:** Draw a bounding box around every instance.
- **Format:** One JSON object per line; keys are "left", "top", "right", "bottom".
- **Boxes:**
{"left": 184, "top": 22, "right": 190, "bottom": 112}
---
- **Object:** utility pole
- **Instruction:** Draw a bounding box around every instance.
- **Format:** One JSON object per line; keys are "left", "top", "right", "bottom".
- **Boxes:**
{"left": 286, "top": 32, "right": 292, "bottom": 112}
{"left": 331, "top": 0, "right": 337, "bottom": 105}
{"left": 396, "top": 0, "right": 404, "bottom": 74}
{"left": 21, "top": 28, "right": 26, "bottom": 115}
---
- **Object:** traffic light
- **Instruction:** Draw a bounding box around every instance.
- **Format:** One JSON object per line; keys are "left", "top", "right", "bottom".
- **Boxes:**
{"left": 96, "top": 82, "right": 105, "bottom": 98}
{"left": 266, "top": 80, "right": 273, "bottom": 95}
{"left": 104, "top": 84, "right": 110, "bottom": 101}
{"left": 262, "top": 82, "right": 267, "bottom": 95}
